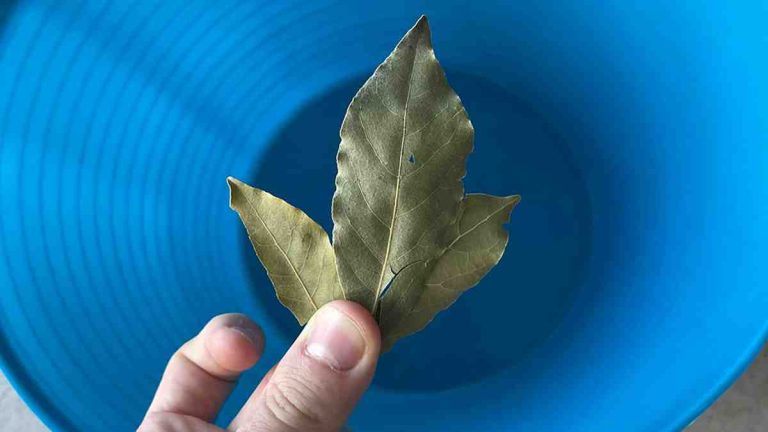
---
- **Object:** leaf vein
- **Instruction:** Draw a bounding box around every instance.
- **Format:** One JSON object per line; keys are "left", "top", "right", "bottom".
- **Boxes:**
{"left": 447, "top": 202, "right": 513, "bottom": 250}
{"left": 341, "top": 205, "right": 384, "bottom": 265}
{"left": 402, "top": 110, "right": 464, "bottom": 179}
{"left": 352, "top": 165, "right": 389, "bottom": 227}
{"left": 406, "top": 104, "right": 458, "bottom": 137}
{"left": 358, "top": 115, "right": 397, "bottom": 177}
{"left": 244, "top": 198, "right": 319, "bottom": 311}
{"left": 372, "top": 32, "right": 422, "bottom": 313}
{"left": 397, "top": 183, "right": 443, "bottom": 218}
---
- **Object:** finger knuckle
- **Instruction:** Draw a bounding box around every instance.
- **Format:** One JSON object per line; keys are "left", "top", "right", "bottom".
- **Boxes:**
{"left": 264, "top": 373, "right": 325, "bottom": 430}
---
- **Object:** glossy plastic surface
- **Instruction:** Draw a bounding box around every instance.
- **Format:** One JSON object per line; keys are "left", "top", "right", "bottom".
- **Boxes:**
{"left": 1, "top": 1, "right": 767, "bottom": 431}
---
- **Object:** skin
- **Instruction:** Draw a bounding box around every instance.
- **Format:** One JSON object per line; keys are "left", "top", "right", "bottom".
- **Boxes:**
{"left": 139, "top": 301, "right": 381, "bottom": 432}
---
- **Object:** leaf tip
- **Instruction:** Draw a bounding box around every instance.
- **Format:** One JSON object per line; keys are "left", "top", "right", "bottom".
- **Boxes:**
{"left": 503, "top": 194, "right": 522, "bottom": 216}
{"left": 413, "top": 15, "right": 431, "bottom": 38}
{"left": 226, "top": 176, "right": 244, "bottom": 209}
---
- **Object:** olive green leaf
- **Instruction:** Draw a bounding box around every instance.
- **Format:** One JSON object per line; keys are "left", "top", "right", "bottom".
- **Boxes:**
{"left": 332, "top": 15, "right": 474, "bottom": 312}
{"left": 379, "top": 194, "right": 521, "bottom": 351}
{"left": 228, "top": 177, "right": 344, "bottom": 325}
{"left": 227, "top": 16, "right": 521, "bottom": 353}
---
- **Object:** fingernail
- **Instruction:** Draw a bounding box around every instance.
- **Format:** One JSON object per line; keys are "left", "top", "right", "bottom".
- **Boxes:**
{"left": 227, "top": 315, "right": 264, "bottom": 341}
{"left": 305, "top": 307, "right": 365, "bottom": 371}
{"left": 229, "top": 326, "right": 259, "bottom": 345}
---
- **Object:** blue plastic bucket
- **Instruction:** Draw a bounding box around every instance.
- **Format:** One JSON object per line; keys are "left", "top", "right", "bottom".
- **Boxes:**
{"left": 1, "top": 1, "right": 767, "bottom": 430}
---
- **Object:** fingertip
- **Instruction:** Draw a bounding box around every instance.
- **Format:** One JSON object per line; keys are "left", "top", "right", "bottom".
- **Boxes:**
{"left": 320, "top": 301, "right": 381, "bottom": 356}
{"left": 146, "top": 313, "right": 265, "bottom": 422}
{"left": 208, "top": 325, "right": 264, "bottom": 372}
{"left": 200, "top": 313, "right": 265, "bottom": 376}
{"left": 229, "top": 302, "right": 380, "bottom": 431}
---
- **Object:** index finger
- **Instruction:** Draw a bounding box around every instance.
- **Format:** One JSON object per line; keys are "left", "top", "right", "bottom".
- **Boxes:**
{"left": 144, "top": 313, "right": 265, "bottom": 422}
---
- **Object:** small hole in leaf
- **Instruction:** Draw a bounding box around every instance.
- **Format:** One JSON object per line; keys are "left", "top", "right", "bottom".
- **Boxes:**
{"left": 408, "top": 154, "right": 416, "bottom": 163}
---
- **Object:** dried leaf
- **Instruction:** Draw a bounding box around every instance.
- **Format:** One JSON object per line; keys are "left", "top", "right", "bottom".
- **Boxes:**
{"left": 332, "top": 16, "right": 473, "bottom": 312}
{"left": 228, "top": 177, "right": 343, "bottom": 324}
{"left": 379, "top": 194, "right": 520, "bottom": 350}
{"left": 228, "top": 16, "right": 520, "bottom": 352}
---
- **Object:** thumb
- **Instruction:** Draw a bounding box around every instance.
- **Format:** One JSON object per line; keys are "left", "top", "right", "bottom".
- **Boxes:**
{"left": 229, "top": 301, "right": 380, "bottom": 432}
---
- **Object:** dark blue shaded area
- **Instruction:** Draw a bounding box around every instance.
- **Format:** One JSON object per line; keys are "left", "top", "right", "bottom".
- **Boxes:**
{"left": 245, "top": 73, "right": 591, "bottom": 391}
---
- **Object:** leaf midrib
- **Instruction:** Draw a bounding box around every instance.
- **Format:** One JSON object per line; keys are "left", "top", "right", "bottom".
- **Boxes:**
{"left": 445, "top": 199, "right": 515, "bottom": 250}
{"left": 373, "top": 36, "right": 421, "bottom": 313}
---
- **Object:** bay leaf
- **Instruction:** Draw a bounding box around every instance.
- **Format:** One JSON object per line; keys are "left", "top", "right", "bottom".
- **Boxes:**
{"left": 228, "top": 177, "right": 343, "bottom": 325}
{"left": 332, "top": 15, "right": 474, "bottom": 312}
{"left": 379, "top": 193, "right": 521, "bottom": 351}
{"left": 228, "top": 16, "right": 521, "bottom": 353}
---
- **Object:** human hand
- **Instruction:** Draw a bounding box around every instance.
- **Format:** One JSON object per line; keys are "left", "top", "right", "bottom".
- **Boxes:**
{"left": 138, "top": 301, "right": 380, "bottom": 432}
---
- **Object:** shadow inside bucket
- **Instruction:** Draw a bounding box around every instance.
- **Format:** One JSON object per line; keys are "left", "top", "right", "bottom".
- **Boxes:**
{"left": 0, "top": 0, "right": 19, "bottom": 41}
{"left": 242, "top": 72, "right": 592, "bottom": 392}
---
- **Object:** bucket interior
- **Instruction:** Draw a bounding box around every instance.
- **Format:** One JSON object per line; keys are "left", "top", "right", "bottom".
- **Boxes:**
{"left": 0, "top": 1, "right": 767, "bottom": 431}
